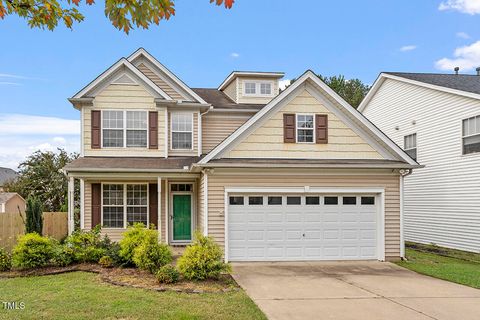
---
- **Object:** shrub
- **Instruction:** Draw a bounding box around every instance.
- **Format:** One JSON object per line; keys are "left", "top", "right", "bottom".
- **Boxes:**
{"left": 103, "top": 242, "right": 125, "bottom": 267}
{"left": 51, "top": 244, "right": 75, "bottom": 267}
{"left": 12, "top": 233, "right": 55, "bottom": 269}
{"left": 99, "top": 256, "right": 113, "bottom": 268}
{"left": 64, "top": 226, "right": 106, "bottom": 263}
{"left": 177, "top": 232, "right": 230, "bottom": 280}
{"left": 156, "top": 265, "right": 179, "bottom": 284}
{"left": 119, "top": 223, "right": 150, "bottom": 265}
{"left": 132, "top": 229, "right": 172, "bottom": 273}
{"left": 0, "top": 248, "right": 11, "bottom": 271}
{"left": 25, "top": 196, "right": 43, "bottom": 234}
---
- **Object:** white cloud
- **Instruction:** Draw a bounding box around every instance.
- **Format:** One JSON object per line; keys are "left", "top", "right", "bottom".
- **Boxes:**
{"left": 0, "top": 114, "right": 80, "bottom": 169}
{"left": 279, "top": 79, "right": 291, "bottom": 91}
{"left": 435, "top": 40, "right": 480, "bottom": 70}
{"left": 439, "top": 0, "right": 480, "bottom": 14}
{"left": 457, "top": 31, "right": 471, "bottom": 39}
{"left": 400, "top": 45, "right": 417, "bottom": 52}
{"left": 230, "top": 52, "right": 240, "bottom": 58}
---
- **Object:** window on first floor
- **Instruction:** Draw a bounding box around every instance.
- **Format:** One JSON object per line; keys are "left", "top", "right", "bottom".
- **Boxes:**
{"left": 171, "top": 113, "right": 193, "bottom": 150}
{"left": 404, "top": 133, "right": 417, "bottom": 160}
{"left": 463, "top": 115, "right": 480, "bottom": 155}
{"left": 102, "top": 183, "right": 148, "bottom": 228}
{"left": 102, "top": 110, "right": 148, "bottom": 148}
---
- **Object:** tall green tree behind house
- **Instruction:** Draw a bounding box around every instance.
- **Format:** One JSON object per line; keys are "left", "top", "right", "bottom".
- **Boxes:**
{"left": 25, "top": 196, "right": 43, "bottom": 234}
{"left": 285, "top": 74, "right": 370, "bottom": 108}
{"left": 5, "top": 149, "right": 78, "bottom": 212}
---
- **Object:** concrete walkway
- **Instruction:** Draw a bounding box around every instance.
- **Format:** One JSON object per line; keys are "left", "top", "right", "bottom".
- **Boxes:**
{"left": 232, "top": 261, "right": 480, "bottom": 320}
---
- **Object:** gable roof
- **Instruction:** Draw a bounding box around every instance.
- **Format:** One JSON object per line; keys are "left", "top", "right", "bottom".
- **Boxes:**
{"left": 192, "top": 88, "right": 265, "bottom": 111}
{"left": 127, "top": 48, "right": 208, "bottom": 104}
{"left": 358, "top": 72, "right": 480, "bottom": 112}
{"left": 0, "top": 192, "right": 22, "bottom": 204}
{"left": 72, "top": 58, "right": 172, "bottom": 100}
{"left": 199, "top": 70, "right": 419, "bottom": 166}
{"left": 0, "top": 167, "right": 17, "bottom": 186}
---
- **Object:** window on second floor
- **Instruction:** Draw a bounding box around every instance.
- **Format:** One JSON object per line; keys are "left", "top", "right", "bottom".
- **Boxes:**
{"left": 243, "top": 81, "right": 273, "bottom": 96}
{"left": 404, "top": 133, "right": 417, "bottom": 160}
{"left": 171, "top": 113, "right": 193, "bottom": 150}
{"left": 102, "top": 110, "right": 148, "bottom": 148}
{"left": 462, "top": 115, "right": 480, "bottom": 155}
{"left": 297, "top": 114, "right": 314, "bottom": 143}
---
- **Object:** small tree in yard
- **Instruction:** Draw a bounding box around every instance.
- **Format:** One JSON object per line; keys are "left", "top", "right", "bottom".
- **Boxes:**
{"left": 25, "top": 196, "right": 43, "bottom": 234}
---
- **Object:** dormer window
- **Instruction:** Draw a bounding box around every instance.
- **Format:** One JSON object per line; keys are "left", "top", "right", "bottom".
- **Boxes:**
{"left": 243, "top": 81, "right": 274, "bottom": 96}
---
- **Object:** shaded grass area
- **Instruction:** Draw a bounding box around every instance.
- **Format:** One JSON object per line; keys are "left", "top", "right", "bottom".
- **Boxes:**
{"left": 0, "top": 272, "right": 266, "bottom": 320}
{"left": 397, "top": 243, "right": 480, "bottom": 289}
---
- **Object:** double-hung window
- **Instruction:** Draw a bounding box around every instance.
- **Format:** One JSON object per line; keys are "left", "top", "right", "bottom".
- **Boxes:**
{"left": 462, "top": 115, "right": 480, "bottom": 155}
{"left": 171, "top": 113, "right": 193, "bottom": 150}
{"left": 102, "top": 110, "right": 147, "bottom": 148}
{"left": 297, "top": 114, "right": 314, "bottom": 143}
{"left": 102, "top": 183, "right": 148, "bottom": 228}
{"left": 244, "top": 82, "right": 256, "bottom": 95}
{"left": 260, "top": 82, "right": 272, "bottom": 95}
{"left": 404, "top": 133, "right": 417, "bottom": 160}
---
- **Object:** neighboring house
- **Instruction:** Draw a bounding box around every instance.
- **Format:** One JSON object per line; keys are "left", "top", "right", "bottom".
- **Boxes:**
{"left": 0, "top": 192, "right": 25, "bottom": 214}
{"left": 64, "top": 48, "right": 418, "bottom": 262}
{"left": 0, "top": 167, "right": 18, "bottom": 192}
{"left": 359, "top": 72, "right": 480, "bottom": 253}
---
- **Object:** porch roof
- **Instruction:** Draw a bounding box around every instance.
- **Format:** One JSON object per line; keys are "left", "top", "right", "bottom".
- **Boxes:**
{"left": 64, "top": 156, "right": 201, "bottom": 173}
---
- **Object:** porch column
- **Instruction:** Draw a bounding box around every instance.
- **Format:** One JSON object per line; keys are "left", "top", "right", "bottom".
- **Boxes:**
{"left": 67, "top": 176, "right": 75, "bottom": 235}
{"left": 80, "top": 179, "right": 85, "bottom": 230}
{"left": 157, "top": 177, "right": 162, "bottom": 242}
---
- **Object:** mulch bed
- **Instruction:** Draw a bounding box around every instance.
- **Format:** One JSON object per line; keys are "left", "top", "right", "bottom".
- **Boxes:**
{"left": 0, "top": 264, "right": 239, "bottom": 294}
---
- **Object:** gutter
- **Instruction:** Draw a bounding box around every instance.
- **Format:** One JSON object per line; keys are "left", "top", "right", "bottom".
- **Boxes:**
{"left": 192, "top": 162, "right": 424, "bottom": 169}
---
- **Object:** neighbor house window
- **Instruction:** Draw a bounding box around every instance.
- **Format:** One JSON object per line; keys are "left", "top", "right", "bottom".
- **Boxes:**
{"left": 244, "top": 82, "right": 256, "bottom": 95}
{"left": 102, "top": 183, "right": 148, "bottom": 228}
{"left": 244, "top": 81, "right": 274, "bottom": 96}
{"left": 171, "top": 113, "right": 193, "bottom": 150}
{"left": 462, "top": 115, "right": 480, "bottom": 155}
{"left": 260, "top": 83, "right": 272, "bottom": 95}
{"left": 102, "top": 110, "right": 147, "bottom": 148}
{"left": 297, "top": 114, "right": 314, "bottom": 143}
{"left": 404, "top": 133, "right": 417, "bottom": 160}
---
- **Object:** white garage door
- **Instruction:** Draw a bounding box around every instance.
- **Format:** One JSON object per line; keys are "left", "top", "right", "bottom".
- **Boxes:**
{"left": 227, "top": 194, "right": 379, "bottom": 261}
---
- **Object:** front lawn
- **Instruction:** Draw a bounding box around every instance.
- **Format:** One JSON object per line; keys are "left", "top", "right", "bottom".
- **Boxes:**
{"left": 396, "top": 243, "right": 480, "bottom": 289}
{"left": 0, "top": 272, "right": 266, "bottom": 320}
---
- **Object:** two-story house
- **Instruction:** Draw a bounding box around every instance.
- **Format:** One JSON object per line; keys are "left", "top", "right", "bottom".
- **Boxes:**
{"left": 359, "top": 72, "right": 480, "bottom": 253}
{"left": 64, "top": 48, "right": 418, "bottom": 262}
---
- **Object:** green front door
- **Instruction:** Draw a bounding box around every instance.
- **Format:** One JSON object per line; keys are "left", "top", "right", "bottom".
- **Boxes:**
{"left": 172, "top": 194, "right": 192, "bottom": 241}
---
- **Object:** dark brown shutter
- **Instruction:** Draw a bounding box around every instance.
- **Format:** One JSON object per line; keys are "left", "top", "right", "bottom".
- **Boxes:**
{"left": 283, "top": 113, "right": 296, "bottom": 143}
{"left": 316, "top": 114, "right": 328, "bottom": 144}
{"left": 91, "top": 183, "right": 101, "bottom": 228}
{"left": 149, "top": 184, "right": 158, "bottom": 229}
{"left": 91, "top": 110, "right": 101, "bottom": 149}
{"left": 148, "top": 111, "right": 158, "bottom": 149}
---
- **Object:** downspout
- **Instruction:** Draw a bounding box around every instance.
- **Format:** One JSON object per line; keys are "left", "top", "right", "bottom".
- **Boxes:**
{"left": 399, "top": 169, "right": 413, "bottom": 259}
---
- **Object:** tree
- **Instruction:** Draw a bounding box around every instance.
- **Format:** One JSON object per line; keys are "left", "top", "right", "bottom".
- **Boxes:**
{"left": 0, "top": 0, "right": 234, "bottom": 33}
{"left": 25, "top": 196, "right": 43, "bottom": 234}
{"left": 285, "top": 74, "right": 370, "bottom": 109}
{"left": 5, "top": 149, "right": 78, "bottom": 212}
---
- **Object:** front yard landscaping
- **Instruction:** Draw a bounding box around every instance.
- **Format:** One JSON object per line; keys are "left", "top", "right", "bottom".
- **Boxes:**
{"left": 396, "top": 242, "right": 480, "bottom": 289}
{"left": 0, "top": 271, "right": 266, "bottom": 320}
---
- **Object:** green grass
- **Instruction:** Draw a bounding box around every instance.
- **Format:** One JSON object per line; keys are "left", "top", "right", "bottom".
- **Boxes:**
{"left": 0, "top": 272, "right": 266, "bottom": 320}
{"left": 396, "top": 244, "right": 480, "bottom": 289}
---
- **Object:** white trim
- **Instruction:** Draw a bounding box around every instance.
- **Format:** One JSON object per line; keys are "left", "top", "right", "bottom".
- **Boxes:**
{"left": 80, "top": 109, "right": 84, "bottom": 156}
{"left": 223, "top": 186, "right": 386, "bottom": 262}
{"left": 127, "top": 48, "right": 208, "bottom": 104}
{"left": 157, "top": 177, "right": 162, "bottom": 242}
{"left": 80, "top": 179, "right": 85, "bottom": 230}
{"left": 358, "top": 73, "right": 480, "bottom": 113}
{"left": 168, "top": 182, "right": 195, "bottom": 244}
{"left": 203, "top": 171, "right": 209, "bottom": 235}
{"left": 164, "top": 108, "right": 168, "bottom": 158}
{"left": 170, "top": 112, "right": 194, "bottom": 151}
{"left": 218, "top": 71, "right": 284, "bottom": 91}
{"left": 164, "top": 178, "right": 169, "bottom": 243}
{"left": 200, "top": 70, "right": 418, "bottom": 166}
{"left": 68, "top": 177, "right": 74, "bottom": 235}
{"left": 101, "top": 110, "right": 149, "bottom": 149}
{"left": 400, "top": 175, "right": 405, "bottom": 258}
{"left": 72, "top": 58, "right": 171, "bottom": 100}
{"left": 197, "top": 111, "right": 202, "bottom": 156}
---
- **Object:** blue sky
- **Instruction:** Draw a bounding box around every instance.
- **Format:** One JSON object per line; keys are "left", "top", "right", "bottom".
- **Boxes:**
{"left": 1, "top": 0, "right": 479, "bottom": 169}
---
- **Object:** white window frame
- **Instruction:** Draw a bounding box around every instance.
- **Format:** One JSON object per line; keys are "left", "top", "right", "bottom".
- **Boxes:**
{"left": 101, "top": 110, "right": 149, "bottom": 149}
{"left": 101, "top": 182, "right": 149, "bottom": 229}
{"left": 295, "top": 113, "right": 315, "bottom": 144}
{"left": 404, "top": 133, "right": 417, "bottom": 160}
{"left": 462, "top": 115, "right": 480, "bottom": 156}
{"left": 170, "top": 112, "right": 194, "bottom": 150}
{"left": 243, "top": 80, "right": 275, "bottom": 97}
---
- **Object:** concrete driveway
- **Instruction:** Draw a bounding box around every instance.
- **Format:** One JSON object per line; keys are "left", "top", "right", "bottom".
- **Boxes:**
{"left": 232, "top": 261, "right": 480, "bottom": 320}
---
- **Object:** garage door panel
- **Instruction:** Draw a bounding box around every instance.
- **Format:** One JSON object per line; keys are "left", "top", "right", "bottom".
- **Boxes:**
{"left": 228, "top": 193, "right": 379, "bottom": 261}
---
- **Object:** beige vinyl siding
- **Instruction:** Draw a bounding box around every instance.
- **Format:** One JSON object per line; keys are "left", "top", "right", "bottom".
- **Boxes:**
{"left": 206, "top": 169, "right": 401, "bottom": 260}
{"left": 225, "top": 89, "right": 383, "bottom": 159}
{"left": 363, "top": 78, "right": 480, "bottom": 252}
{"left": 201, "top": 111, "right": 253, "bottom": 153}
{"left": 168, "top": 111, "right": 199, "bottom": 156}
{"left": 198, "top": 174, "right": 205, "bottom": 232}
{"left": 223, "top": 79, "right": 237, "bottom": 102}
{"left": 2, "top": 195, "right": 25, "bottom": 214}
{"left": 137, "top": 63, "right": 186, "bottom": 101}
{"left": 83, "top": 83, "right": 166, "bottom": 157}
{"left": 237, "top": 77, "right": 279, "bottom": 104}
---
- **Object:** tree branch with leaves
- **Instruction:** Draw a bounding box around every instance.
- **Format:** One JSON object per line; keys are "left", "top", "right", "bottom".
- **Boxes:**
{"left": 0, "top": 0, "right": 234, "bottom": 33}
